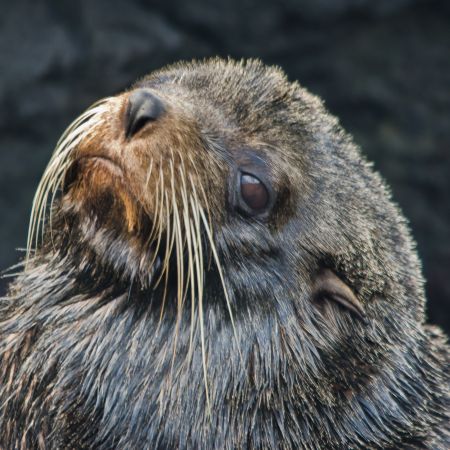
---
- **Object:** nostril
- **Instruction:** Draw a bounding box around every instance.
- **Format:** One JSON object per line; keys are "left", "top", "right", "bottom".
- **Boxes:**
{"left": 125, "top": 89, "right": 165, "bottom": 138}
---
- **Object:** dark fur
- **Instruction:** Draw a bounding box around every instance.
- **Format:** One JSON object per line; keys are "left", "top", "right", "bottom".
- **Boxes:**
{"left": 1, "top": 59, "right": 448, "bottom": 449}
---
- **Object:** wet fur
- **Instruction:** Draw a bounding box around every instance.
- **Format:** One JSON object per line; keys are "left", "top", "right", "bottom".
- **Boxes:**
{"left": 1, "top": 59, "right": 449, "bottom": 449}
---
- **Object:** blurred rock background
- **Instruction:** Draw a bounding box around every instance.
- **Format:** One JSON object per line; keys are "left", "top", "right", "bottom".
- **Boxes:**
{"left": 0, "top": 0, "right": 449, "bottom": 332}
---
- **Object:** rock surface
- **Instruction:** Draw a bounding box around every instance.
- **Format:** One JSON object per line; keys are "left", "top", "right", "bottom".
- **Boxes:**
{"left": 1, "top": 0, "right": 449, "bottom": 332}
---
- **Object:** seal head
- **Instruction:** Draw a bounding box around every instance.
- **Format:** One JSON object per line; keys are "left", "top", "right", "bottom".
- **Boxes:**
{"left": 1, "top": 59, "right": 448, "bottom": 449}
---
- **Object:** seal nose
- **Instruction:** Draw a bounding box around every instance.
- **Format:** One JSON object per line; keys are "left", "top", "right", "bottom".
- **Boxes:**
{"left": 125, "top": 89, "right": 165, "bottom": 138}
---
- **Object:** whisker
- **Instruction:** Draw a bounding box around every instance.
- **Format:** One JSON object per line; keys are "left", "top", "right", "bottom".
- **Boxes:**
{"left": 169, "top": 177, "right": 184, "bottom": 381}
{"left": 48, "top": 161, "right": 73, "bottom": 250}
{"left": 156, "top": 183, "right": 171, "bottom": 330}
{"left": 148, "top": 158, "right": 166, "bottom": 274}
{"left": 144, "top": 158, "right": 154, "bottom": 191}
{"left": 26, "top": 99, "right": 112, "bottom": 263}
{"left": 155, "top": 190, "right": 175, "bottom": 291}
{"left": 176, "top": 159, "right": 199, "bottom": 363}
{"left": 187, "top": 217, "right": 199, "bottom": 363}
{"left": 177, "top": 160, "right": 193, "bottom": 308}
{"left": 186, "top": 152, "right": 214, "bottom": 270}
{"left": 190, "top": 192, "right": 211, "bottom": 414}
{"left": 193, "top": 185, "right": 244, "bottom": 367}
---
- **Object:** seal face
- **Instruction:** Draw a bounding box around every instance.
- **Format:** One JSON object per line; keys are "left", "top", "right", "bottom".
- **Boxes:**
{"left": 1, "top": 59, "right": 449, "bottom": 449}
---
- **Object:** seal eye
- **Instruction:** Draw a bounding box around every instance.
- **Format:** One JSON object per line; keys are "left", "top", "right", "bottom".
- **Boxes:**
{"left": 240, "top": 173, "right": 269, "bottom": 212}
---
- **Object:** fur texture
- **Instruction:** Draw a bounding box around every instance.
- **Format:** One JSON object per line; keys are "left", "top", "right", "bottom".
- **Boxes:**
{"left": 1, "top": 59, "right": 448, "bottom": 449}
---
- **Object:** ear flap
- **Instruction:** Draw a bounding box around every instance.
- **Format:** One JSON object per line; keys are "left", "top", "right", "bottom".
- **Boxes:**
{"left": 313, "top": 269, "right": 367, "bottom": 322}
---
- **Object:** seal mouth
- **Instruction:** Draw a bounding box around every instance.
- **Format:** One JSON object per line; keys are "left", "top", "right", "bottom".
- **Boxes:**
{"left": 62, "top": 154, "right": 152, "bottom": 238}
{"left": 63, "top": 155, "right": 125, "bottom": 191}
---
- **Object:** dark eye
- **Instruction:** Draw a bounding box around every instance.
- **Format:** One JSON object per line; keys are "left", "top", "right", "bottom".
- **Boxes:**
{"left": 240, "top": 173, "right": 269, "bottom": 212}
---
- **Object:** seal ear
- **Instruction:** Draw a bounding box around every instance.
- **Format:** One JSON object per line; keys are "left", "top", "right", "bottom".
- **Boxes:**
{"left": 313, "top": 269, "right": 367, "bottom": 322}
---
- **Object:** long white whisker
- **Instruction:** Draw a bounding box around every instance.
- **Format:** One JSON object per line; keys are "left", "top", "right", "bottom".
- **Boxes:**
{"left": 146, "top": 157, "right": 164, "bottom": 259}
{"left": 26, "top": 99, "right": 112, "bottom": 263}
{"left": 168, "top": 156, "right": 185, "bottom": 376}
{"left": 195, "top": 196, "right": 244, "bottom": 367}
{"left": 177, "top": 161, "right": 198, "bottom": 362}
{"left": 190, "top": 193, "right": 210, "bottom": 414}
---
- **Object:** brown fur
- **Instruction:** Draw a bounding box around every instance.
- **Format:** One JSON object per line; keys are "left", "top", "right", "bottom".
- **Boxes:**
{"left": 0, "top": 58, "right": 449, "bottom": 449}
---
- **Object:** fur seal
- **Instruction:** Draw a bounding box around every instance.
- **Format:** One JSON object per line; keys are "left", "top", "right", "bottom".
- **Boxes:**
{"left": 0, "top": 58, "right": 448, "bottom": 449}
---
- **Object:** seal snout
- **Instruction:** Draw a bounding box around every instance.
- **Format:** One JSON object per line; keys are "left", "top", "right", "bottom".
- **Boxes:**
{"left": 125, "top": 89, "right": 165, "bottom": 138}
